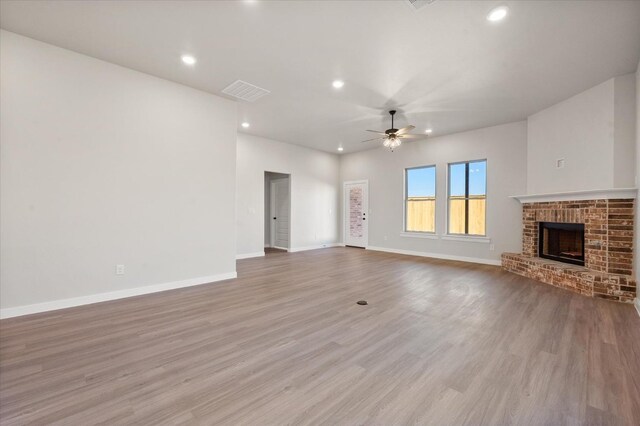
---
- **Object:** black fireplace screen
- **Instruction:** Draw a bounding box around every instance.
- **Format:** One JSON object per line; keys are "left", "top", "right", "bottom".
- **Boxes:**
{"left": 538, "top": 222, "right": 585, "bottom": 266}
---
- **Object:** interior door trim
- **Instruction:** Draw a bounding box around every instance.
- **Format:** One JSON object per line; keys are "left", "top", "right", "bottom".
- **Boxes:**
{"left": 343, "top": 179, "right": 369, "bottom": 248}
{"left": 270, "top": 177, "right": 291, "bottom": 250}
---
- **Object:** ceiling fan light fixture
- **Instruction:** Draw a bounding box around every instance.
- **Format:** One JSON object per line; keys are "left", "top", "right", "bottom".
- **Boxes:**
{"left": 383, "top": 136, "right": 402, "bottom": 151}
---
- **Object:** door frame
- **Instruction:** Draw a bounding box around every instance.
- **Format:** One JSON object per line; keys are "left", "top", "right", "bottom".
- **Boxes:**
{"left": 343, "top": 179, "right": 369, "bottom": 248}
{"left": 268, "top": 174, "right": 291, "bottom": 251}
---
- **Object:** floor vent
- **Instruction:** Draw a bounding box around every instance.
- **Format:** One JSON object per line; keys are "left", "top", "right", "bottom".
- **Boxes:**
{"left": 405, "top": 0, "right": 437, "bottom": 10}
{"left": 222, "top": 80, "right": 271, "bottom": 102}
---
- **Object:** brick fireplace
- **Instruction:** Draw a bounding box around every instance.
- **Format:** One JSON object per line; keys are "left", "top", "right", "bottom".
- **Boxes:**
{"left": 502, "top": 196, "right": 636, "bottom": 302}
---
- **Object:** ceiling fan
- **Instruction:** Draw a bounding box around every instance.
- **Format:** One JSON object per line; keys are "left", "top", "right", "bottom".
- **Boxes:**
{"left": 361, "top": 110, "right": 423, "bottom": 151}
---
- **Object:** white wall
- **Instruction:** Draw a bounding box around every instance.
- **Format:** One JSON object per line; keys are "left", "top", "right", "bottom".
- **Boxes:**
{"left": 236, "top": 134, "right": 340, "bottom": 256}
{"left": 0, "top": 31, "right": 237, "bottom": 314}
{"left": 527, "top": 74, "right": 635, "bottom": 194}
{"left": 636, "top": 59, "right": 640, "bottom": 283}
{"left": 614, "top": 74, "right": 636, "bottom": 188}
{"left": 339, "top": 121, "right": 527, "bottom": 265}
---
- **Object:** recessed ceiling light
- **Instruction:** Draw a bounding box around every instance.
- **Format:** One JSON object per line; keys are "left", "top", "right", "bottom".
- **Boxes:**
{"left": 487, "top": 6, "right": 508, "bottom": 22}
{"left": 425, "top": 128, "right": 433, "bottom": 134}
{"left": 181, "top": 55, "right": 197, "bottom": 65}
{"left": 337, "top": 147, "right": 344, "bottom": 152}
{"left": 332, "top": 80, "right": 345, "bottom": 89}
{"left": 241, "top": 122, "right": 250, "bottom": 128}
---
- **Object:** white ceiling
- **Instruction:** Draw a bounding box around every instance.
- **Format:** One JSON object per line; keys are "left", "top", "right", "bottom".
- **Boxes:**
{"left": 2, "top": 0, "right": 640, "bottom": 153}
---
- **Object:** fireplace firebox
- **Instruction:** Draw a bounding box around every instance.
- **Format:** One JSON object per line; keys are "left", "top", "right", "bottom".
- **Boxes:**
{"left": 538, "top": 222, "right": 585, "bottom": 266}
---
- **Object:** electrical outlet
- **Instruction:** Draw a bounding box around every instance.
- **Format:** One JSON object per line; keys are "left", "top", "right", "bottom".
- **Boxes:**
{"left": 116, "top": 264, "right": 125, "bottom": 275}
{"left": 489, "top": 244, "right": 495, "bottom": 251}
{"left": 384, "top": 235, "right": 388, "bottom": 241}
{"left": 556, "top": 158, "right": 565, "bottom": 169}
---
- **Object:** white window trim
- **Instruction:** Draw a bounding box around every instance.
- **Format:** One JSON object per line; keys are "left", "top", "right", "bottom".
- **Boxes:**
{"left": 400, "top": 232, "right": 439, "bottom": 239}
{"left": 441, "top": 235, "right": 491, "bottom": 243}
{"left": 446, "top": 159, "right": 488, "bottom": 237}
{"left": 404, "top": 164, "right": 437, "bottom": 234}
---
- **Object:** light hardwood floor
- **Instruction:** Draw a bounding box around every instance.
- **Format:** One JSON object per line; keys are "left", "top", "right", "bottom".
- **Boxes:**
{"left": 1, "top": 247, "right": 639, "bottom": 425}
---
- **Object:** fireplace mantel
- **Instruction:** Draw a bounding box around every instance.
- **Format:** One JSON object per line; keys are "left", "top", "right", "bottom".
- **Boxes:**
{"left": 510, "top": 188, "right": 637, "bottom": 204}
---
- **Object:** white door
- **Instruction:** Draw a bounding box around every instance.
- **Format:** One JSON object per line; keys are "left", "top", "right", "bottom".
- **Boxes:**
{"left": 344, "top": 181, "right": 368, "bottom": 248}
{"left": 270, "top": 178, "right": 290, "bottom": 250}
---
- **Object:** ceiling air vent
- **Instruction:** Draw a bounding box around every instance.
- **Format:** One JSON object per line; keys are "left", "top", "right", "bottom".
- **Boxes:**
{"left": 405, "top": 0, "right": 437, "bottom": 10}
{"left": 222, "top": 80, "right": 271, "bottom": 102}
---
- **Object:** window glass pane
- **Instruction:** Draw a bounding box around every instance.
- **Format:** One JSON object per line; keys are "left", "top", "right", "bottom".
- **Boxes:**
{"left": 406, "top": 166, "right": 435, "bottom": 232}
{"left": 407, "top": 167, "right": 435, "bottom": 197}
{"left": 448, "top": 160, "right": 487, "bottom": 236}
{"left": 448, "top": 198, "right": 466, "bottom": 234}
{"left": 469, "top": 160, "right": 486, "bottom": 196}
{"left": 468, "top": 197, "right": 486, "bottom": 235}
{"left": 449, "top": 163, "right": 466, "bottom": 197}
{"left": 406, "top": 199, "right": 435, "bottom": 232}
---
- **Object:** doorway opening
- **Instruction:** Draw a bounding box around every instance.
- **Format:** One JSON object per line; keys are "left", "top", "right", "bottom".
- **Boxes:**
{"left": 264, "top": 172, "right": 291, "bottom": 253}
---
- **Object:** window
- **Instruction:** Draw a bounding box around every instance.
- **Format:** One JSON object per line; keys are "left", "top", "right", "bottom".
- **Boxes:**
{"left": 448, "top": 160, "right": 486, "bottom": 235}
{"left": 405, "top": 166, "right": 436, "bottom": 233}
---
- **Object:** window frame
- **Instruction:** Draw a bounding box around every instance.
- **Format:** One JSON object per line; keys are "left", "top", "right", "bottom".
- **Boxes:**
{"left": 403, "top": 164, "right": 437, "bottom": 234}
{"left": 446, "top": 159, "right": 487, "bottom": 236}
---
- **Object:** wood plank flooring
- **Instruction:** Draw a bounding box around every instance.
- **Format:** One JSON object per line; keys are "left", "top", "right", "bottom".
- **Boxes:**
{"left": 1, "top": 247, "right": 639, "bottom": 425}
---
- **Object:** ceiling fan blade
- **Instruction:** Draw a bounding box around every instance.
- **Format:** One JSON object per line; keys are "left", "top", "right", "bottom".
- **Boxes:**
{"left": 395, "top": 125, "right": 415, "bottom": 135}
{"left": 398, "top": 134, "right": 424, "bottom": 139}
{"left": 366, "top": 130, "right": 387, "bottom": 135}
{"left": 361, "top": 137, "right": 385, "bottom": 143}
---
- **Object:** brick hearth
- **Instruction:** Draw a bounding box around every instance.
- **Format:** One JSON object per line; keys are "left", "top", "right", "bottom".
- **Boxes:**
{"left": 502, "top": 198, "right": 636, "bottom": 302}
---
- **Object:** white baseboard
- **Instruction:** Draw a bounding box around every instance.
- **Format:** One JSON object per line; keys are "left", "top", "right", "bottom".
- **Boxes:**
{"left": 635, "top": 298, "right": 640, "bottom": 317}
{"left": 366, "top": 246, "right": 501, "bottom": 266}
{"left": 236, "top": 251, "right": 265, "bottom": 260}
{"left": 289, "top": 243, "right": 341, "bottom": 253}
{"left": 0, "top": 271, "right": 237, "bottom": 320}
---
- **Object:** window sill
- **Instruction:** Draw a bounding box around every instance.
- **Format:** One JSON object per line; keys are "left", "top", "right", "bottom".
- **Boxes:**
{"left": 441, "top": 235, "right": 491, "bottom": 243}
{"left": 400, "top": 232, "right": 439, "bottom": 240}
